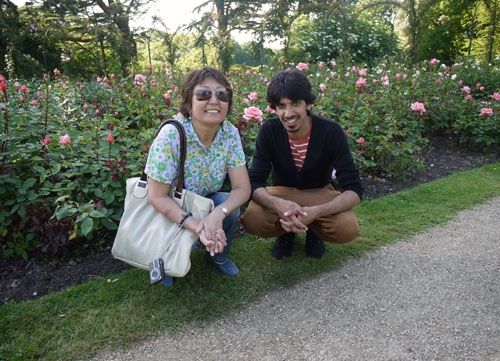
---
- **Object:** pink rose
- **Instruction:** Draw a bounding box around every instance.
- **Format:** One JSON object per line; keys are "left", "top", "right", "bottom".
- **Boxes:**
{"left": 492, "top": 92, "right": 500, "bottom": 101}
{"left": 173, "top": 112, "right": 184, "bottom": 120}
{"left": 479, "top": 108, "right": 493, "bottom": 116}
{"left": 357, "top": 137, "right": 365, "bottom": 144}
{"left": 106, "top": 133, "right": 115, "bottom": 144}
{"left": 296, "top": 62, "right": 309, "bottom": 71}
{"left": 134, "top": 74, "right": 147, "bottom": 86}
{"left": 248, "top": 92, "right": 259, "bottom": 101}
{"left": 266, "top": 105, "right": 276, "bottom": 114}
{"left": 43, "top": 135, "right": 50, "bottom": 145}
{"left": 319, "top": 84, "right": 327, "bottom": 92}
{"left": 462, "top": 86, "right": 471, "bottom": 94}
{"left": 430, "top": 58, "right": 438, "bottom": 65}
{"left": 356, "top": 78, "right": 366, "bottom": 88}
{"left": 243, "top": 106, "right": 263, "bottom": 123}
{"left": 411, "top": 102, "right": 426, "bottom": 116}
{"left": 59, "top": 134, "right": 71, "bottom": 145}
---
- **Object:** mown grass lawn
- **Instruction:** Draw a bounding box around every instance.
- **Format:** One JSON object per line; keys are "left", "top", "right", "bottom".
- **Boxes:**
{"left": 1, "top": 163, "right": 499, "bottom": 361}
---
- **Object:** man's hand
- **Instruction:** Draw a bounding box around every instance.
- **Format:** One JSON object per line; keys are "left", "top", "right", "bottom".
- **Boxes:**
{"left": 277, "top": 199, "right": 309, "bottom": 234}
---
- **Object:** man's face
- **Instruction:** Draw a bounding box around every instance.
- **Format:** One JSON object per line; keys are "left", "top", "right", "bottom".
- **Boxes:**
{"left": 275, "top": 97, "right": 313, "bottom": 140}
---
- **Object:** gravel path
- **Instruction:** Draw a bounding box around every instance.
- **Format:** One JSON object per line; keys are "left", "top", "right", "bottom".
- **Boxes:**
{"left": 92, "top": 197, "right": 500, "bottom": 361}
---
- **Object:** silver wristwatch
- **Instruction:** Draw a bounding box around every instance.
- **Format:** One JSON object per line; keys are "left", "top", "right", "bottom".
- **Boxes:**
{"left": 217, "top": 206, "right": 228, "bottom": 217}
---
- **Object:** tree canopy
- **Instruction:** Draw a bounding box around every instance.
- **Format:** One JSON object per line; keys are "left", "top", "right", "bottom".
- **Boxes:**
{"left": 1, "top": 0, "right": 498, "bottom": 78}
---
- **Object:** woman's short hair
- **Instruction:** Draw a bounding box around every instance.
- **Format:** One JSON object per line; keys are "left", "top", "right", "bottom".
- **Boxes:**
{"left": 179, "top": 67, "right": 233, "bottom": 118}
{"left": 266, "top": 69, "right": 317, "bottom": 110}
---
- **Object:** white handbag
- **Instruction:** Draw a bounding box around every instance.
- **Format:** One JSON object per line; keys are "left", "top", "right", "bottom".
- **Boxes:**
{"left": 112, "top": 120, "right": 214, "bottom": 278}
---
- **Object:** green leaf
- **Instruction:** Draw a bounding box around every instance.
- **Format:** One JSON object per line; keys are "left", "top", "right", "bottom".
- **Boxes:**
{"left": 100, "top": 217, "right": 118, "bottom": 230}
{"left": 33, "top": 166, "right": 46, "bottom": 174}
{"left": 81, "top": 217, "right": 94, "bottom": 236}
{"left": 55, "top": 206, "right": 77, "bottom": 220}
{"left": 89, "top": 210, "right": 105, "bottom": 218}
{"left": 102, "top": 191, "right": 115, "bottom": 204}
{"left": 51, "top": 163, "right": 62, "bottom": 175}
{"left": 23, "top": 178, "right": 37, "bottom": 189}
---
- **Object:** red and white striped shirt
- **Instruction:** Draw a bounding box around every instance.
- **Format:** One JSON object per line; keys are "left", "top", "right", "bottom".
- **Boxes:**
{"left": 288, "top": 121, "right": 312, "bottom": 171}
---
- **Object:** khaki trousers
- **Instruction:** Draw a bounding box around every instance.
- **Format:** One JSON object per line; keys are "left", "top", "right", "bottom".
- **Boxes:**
{"left": 240, "top": 185, "right": 360, "bottom": 244}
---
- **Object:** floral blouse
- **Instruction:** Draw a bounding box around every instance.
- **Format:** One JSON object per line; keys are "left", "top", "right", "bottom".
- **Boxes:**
{"left": 145, "top": 118, "right": 246, "bottom": 196}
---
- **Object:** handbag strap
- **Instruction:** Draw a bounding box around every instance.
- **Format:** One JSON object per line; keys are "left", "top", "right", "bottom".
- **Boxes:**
{"left": 138, "top": 119, "right": 187, "bottom": 200}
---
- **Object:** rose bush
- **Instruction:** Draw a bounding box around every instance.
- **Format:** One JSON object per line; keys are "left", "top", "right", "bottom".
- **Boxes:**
{"left": 1, "top": 57, "right": 499, "bottom": 259}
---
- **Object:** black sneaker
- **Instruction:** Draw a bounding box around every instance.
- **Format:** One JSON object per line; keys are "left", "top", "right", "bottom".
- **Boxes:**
{"left": 305, "top": 230, "right": 326, "bottom": 259}
{"left": 272, "top": 232, "right": 295, "bottom": 259}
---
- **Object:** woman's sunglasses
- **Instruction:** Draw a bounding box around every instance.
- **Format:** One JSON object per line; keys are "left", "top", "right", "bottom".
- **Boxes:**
{"left": 193, "top": 89, "right": 230, "bottom": 103}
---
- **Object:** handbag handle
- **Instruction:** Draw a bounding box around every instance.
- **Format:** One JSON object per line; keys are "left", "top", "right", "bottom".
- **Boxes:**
{"left": 138, "top": 119, "right": 187, "bottom": 200}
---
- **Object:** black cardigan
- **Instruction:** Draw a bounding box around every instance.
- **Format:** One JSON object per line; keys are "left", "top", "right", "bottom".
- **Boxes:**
{"left": 248, "top": 114, "right": 363, "bottom": 200}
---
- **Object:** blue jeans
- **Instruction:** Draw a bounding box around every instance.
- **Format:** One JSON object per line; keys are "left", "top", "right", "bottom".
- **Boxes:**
{"left": 202, "top": 192, "right": 240, "bottom": 263}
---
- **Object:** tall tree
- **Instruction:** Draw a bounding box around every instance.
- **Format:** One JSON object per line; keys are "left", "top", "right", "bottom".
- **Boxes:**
{"left": 417, "top": 0, "right": 476, "bottom": 63}
{"left": 480, "top": 0, "right": 499, "bottom": 63}
{"left": 40, "top": 0, "right": 154, "bottom": 74}
{"left": 361, "top": 0, "right": 441, "bottom": 61}
{"left": 188, "top": 0, "right": 264, "bottom": 72}
{"left": 0, "top": 0, "right": 21, "bottom": 77}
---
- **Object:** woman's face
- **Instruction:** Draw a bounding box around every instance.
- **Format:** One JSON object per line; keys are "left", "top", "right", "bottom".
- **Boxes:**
{"left": 189, "top": 77, "right": 230, "bottom": 126}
